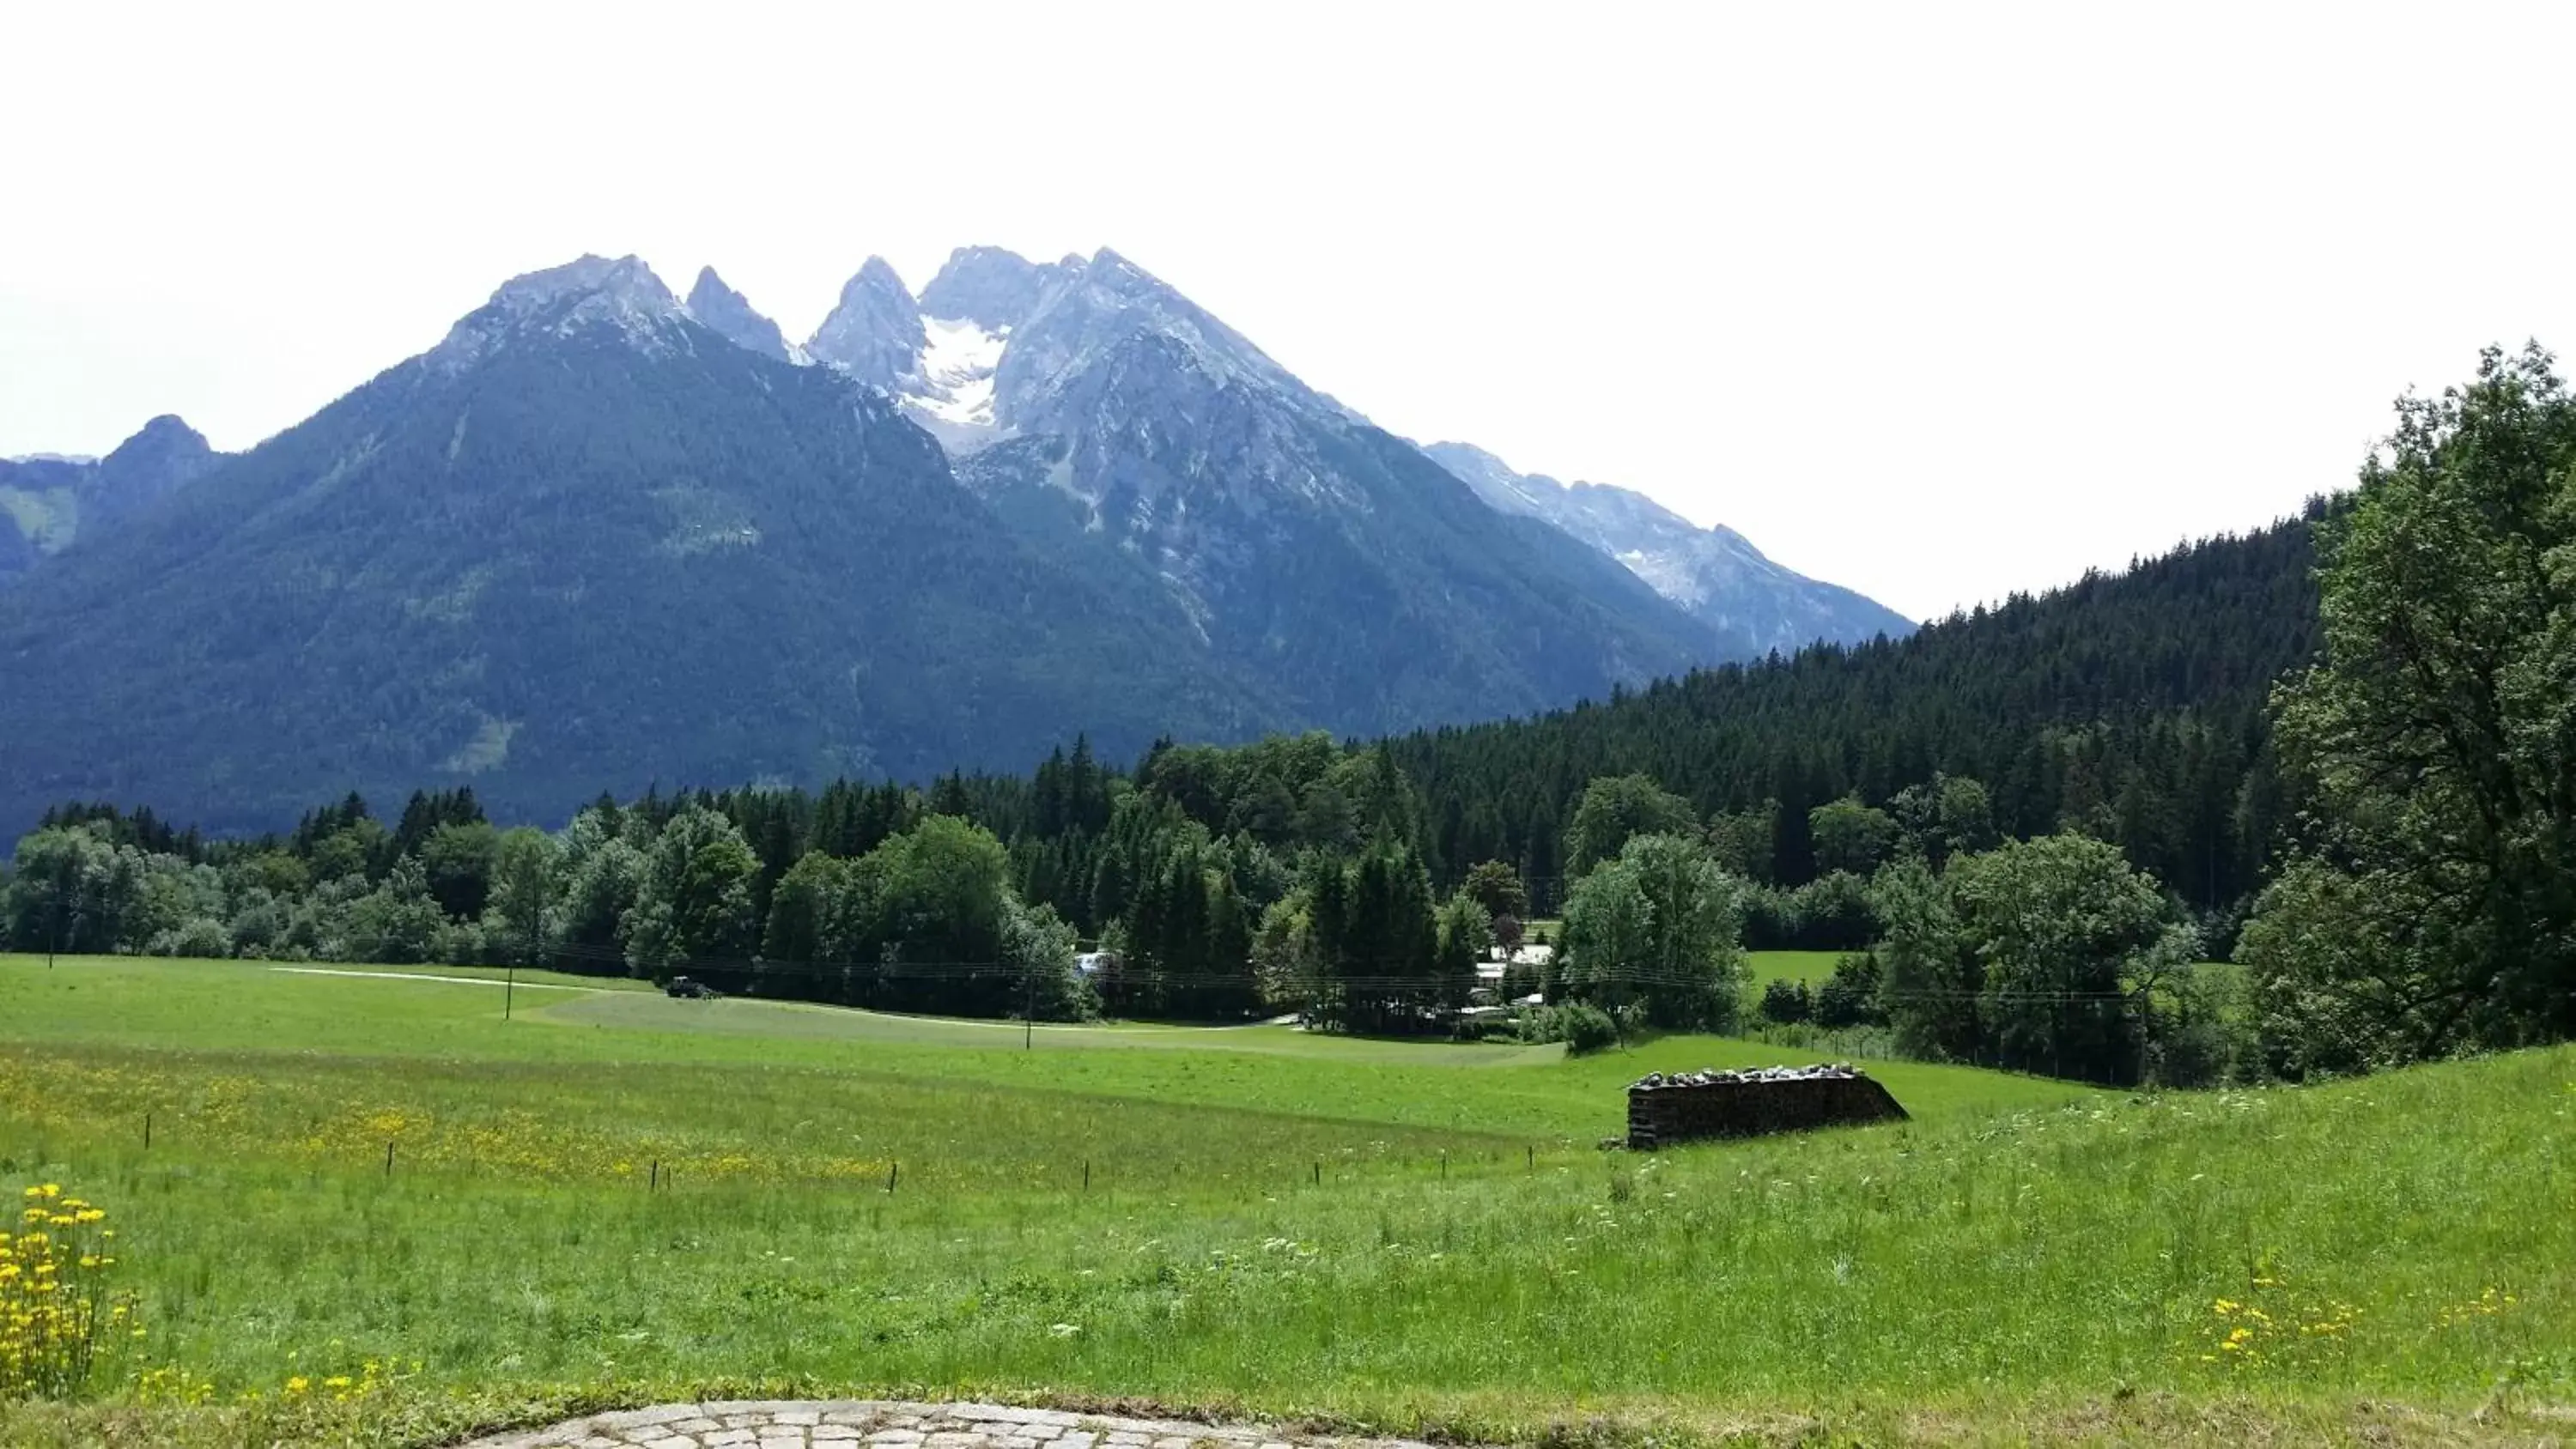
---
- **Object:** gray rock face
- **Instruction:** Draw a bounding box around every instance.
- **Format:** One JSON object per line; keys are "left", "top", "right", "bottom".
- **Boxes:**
{"left": 1422, "top": 440, "right": 1916, "bottom": 654}
{"left": 916, "top": 246, "right": 1077, "bottom": 331}
{"left": 986, "top": 246, "right": 1328, "bottom": 436}
{"left": 683, "top": 266, "right": 791, "bottom": 362}
{"left": 804, "top": 246, "right": 1719, "bottom": 731}
{"left": 434, "top": 254, "right": 692, "bottom": 372}
{"left": 87, "top": 414, "right": 216, "bottom": 524}
{"left": 782, "top": 244, "right": 1909, "bottom": 670}
{"left": 0, "top": 254, "right": 1300, "bottom": 830}
{"left": 805, "top": 257, "right": 926, "bottom": 391}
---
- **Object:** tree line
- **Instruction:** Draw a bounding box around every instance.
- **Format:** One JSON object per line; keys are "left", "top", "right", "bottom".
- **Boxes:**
{"left": 6, "top": 347, "right": 2569, "bottom": 1086}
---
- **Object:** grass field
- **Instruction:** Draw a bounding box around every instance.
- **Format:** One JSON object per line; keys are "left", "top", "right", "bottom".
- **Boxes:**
{"left": 0, "top": 955, "right": 2568, "bottom": 1446}
{"left": 1742, "top": 950, "right": 1845, "bottom": 988}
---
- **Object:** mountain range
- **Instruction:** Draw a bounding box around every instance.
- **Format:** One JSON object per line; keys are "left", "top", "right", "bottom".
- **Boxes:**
{"left": 0, "top": 415, "right": 221, "bottom": 585}
{"left": 0, "top": 246, "right": 1912, "bottom": 829}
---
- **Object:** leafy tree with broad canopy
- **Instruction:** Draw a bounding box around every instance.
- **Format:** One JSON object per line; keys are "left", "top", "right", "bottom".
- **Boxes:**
{"left": 1871, "top": 834, "right": 2204, "bottom": 1082}
{"left": 2244, "top": 344, "right": 2576, "bottom": 1072}
{"left": 622, "top": 804, "right": 761, "bottom": 979}
{"left": 1558, "top": 832, "right": 1745, "bottom": 1028}
{"left": 1460, "top": 859, "right": 1529, "bottom": 921}
{"left": 1807, "top": 795, "right": 1898, "bottom": 876}
{"left": 1562, "top": 774, "right": 1697, "bottom": 876}
{"left": 486, "top": 827, "right": 561, "bottom": 966}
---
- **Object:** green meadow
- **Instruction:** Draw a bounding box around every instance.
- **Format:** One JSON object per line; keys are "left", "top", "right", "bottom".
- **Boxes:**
{"left": 0, "top": 955, "right": 2567, "bottom": 1446}
{"left": 1743, "top": 950, "right": 1845, "bottom": 988}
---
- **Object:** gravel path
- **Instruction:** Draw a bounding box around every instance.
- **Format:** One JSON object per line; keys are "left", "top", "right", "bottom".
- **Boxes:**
{"left": 452, "top": 1398, "right": 1445, "bottom": 1449}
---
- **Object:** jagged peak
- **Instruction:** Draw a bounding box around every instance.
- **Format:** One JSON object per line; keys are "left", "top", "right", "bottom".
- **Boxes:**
{"left": 1425, "top": 440, "right": 1540, "bottom": 481}
{"left": 807, "top": 256, "right": 927, "bottom": 388}
{"left": 920, "top": 246, "right": 1020, "bottom": 291}
{"left": 490, "top": 253, "right": 676, "bottom": 313}
{"left": 433, "top": 254, "right": 690, "bottom": 370}
{"left": 684, "top": 266, "right": 793, "bottom": 363}
{"left": 102, "top": 414, "right": 211, "bottom": 465}
{"left": 1422, "top": 440, "right": 1569, "bottom": 519}
{"left": 1079, "top": 246, "right": 1174, "bottom": 302}
{"left": 920, "top": 246, "right": 1071, "bottom": 332}
{"left": 851, "top": 256, "right": 914, "bottom": 299}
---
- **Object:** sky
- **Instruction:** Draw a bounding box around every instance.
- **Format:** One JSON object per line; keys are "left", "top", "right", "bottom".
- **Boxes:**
{"left": 5, "top": 2, "right": 2572, "bottom": 621}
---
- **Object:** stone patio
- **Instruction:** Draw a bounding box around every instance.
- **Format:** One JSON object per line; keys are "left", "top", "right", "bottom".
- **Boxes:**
{"left": 450, "top": 1398, "right": 1447, "bottom": 1449}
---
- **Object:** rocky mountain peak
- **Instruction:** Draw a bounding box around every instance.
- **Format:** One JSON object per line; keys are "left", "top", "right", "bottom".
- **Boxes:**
{"left": 986, "top": 246, "right": 1319, "bottom": 429}
{"left": 806, "top": 257, "right": 927, "bottom": 391}
{"left": 490, "top": 254, "right": 676, "bottom": 317}
{"left": 919, "top": 246, "right": 1071, "bottom": 332}
{"left": 434, "top": 254, "right": 689, "bottom": 370}
{"left": 98, "top": 414, "right": 211, "bottom": 476}
{"left": 1420, "top": 442, "right": 1914, "bottom": 650}
{"left": 684, "top": 266, "right": 792, "bottom": 362}
{"left": 1419, "top": 441, "right": 1563, "bottom": 518}
{"left": 87, "top": 414, "right": 218, "bottom": 522}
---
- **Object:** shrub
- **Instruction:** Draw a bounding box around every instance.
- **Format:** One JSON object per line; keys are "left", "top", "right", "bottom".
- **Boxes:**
{"left": 1558, "top": 1002, "right": 1619, "bottom": 1055}
{"left": 144, "top": 918, "right": 230, "bottom": 960}
{"left": 1759, "top": 977, "right": 1814, "bottom": 1023}
{"left": 1815, "top": 952, "right": 1885, "bottom": 1028}
{"left": 1741, "top": 885, "right": 1796, "bottom": 950}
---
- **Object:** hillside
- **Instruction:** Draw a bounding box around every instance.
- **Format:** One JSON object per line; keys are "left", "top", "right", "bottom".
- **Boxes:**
{"left": 1424, "top": 440, "right": 1917, "bottom": 653}
{"left": 0, "top": 258, "right": 1291, "bottom": 831}
{"left": 0, "top": 247, "right": 1929, "bottom": 832}
{"left": 0, "top": 415, "right": 218, "bottom": 584}
{"left": 812, "top": 246, "right": 1730, "bottom": 730}
{"left": 3, "top": 954, "right": 2567, "bottom": 1446}
{"left": 1385, "top": 506, "right": 2330, "bottom": 906}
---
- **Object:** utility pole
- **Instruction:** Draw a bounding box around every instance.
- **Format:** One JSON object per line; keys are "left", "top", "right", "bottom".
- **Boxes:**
{"left": 1024, "top": 962, "right": 1036, "bottom": 1050}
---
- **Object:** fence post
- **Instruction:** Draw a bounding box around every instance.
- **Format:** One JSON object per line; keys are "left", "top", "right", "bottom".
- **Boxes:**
{"left": 384, "top": 1141, "right": 395, "bottom": 1178}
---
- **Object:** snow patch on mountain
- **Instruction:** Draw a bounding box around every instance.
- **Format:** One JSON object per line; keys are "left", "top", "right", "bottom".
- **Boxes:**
{"left": 1421, "top": 440, "right": 1916, "bottom": 652}
{"left": 732, "top": 243, "right": 1910, "bottom": 658}
{"left": 1615, "top": 546, "right": 1710, "bottom": 607}
{"left": 908, "top": 316, "right": 1006, "bottom": 426}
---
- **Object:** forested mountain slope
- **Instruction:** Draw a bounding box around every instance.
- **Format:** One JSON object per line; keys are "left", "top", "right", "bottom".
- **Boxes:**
{"left": 811, "top": 245, "right": 1725, "bottom": 731}
{"left": 0, "top": 415, "right": 220, "bottom": 584}
{"left": 1383, "top": 506, "right": 2329, "bottom": 908}
{"left": 0, "top": 258, "right": 1290, "bottom": 832}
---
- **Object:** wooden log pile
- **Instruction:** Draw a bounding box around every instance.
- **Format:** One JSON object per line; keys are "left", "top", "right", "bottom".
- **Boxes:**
{"left": 1625, "top": 1064, "right": 1908, "bottom": 1149}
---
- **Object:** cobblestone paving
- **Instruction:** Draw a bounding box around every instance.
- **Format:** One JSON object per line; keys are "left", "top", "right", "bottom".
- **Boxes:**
{"left": 453, "top": 1398, "right": 1448, "bottom": 1449}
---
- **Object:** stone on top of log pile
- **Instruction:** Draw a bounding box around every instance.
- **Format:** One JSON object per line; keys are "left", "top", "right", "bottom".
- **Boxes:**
{"left": 1625, "top": 1063, "right": 1908, "bottom": 1149}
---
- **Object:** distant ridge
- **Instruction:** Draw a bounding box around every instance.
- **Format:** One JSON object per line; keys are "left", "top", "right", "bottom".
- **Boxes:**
{"left": 0, "top": 244, "right": 1918, "bottom": 829}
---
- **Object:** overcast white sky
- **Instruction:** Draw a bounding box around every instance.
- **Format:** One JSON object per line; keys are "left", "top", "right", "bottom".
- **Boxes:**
{"left": 5, "top": 2, "right": 2570, "bottom": 621}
